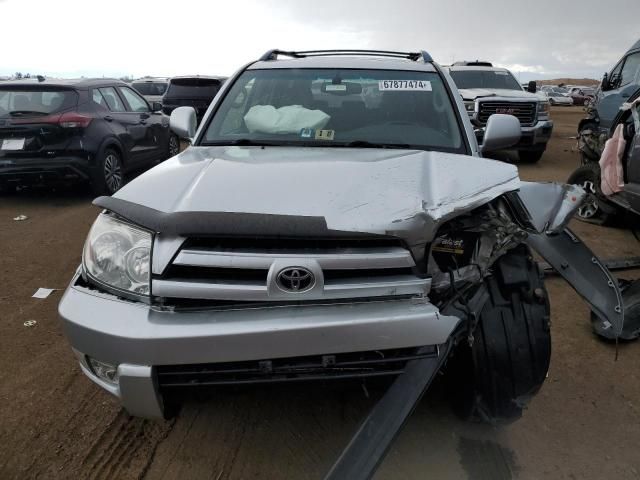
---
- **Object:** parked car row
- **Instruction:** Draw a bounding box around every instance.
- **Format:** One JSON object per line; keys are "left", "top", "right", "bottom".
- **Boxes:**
{"left": 0, "top": 78, "right": 179, "bottom": 194}
{"left": 131, "top": 75, "right": 227, "bottom": 122}
{"left": 0, "top": 73, "right": 228, "bottom": 194}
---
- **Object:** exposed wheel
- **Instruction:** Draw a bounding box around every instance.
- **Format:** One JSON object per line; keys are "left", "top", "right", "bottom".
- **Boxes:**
{"left": 446, "top": 245, "right": 551, "bottom": 424}
{"left": 92, "top": 148, "right": 124, "bottom": 195}
{"left": 518, "top": 148, "right": 545, "bottom": 163}
{"left": 567, "top": 163, "right": 613, "bottom": 224}
{"left": 168, "top": 134, "right": 180, "bottom": 158}
{"left": 549, "top": 99, "right": 556, "bottom": 106}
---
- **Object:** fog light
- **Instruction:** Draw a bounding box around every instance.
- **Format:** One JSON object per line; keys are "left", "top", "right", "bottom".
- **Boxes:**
{"left": 88, "top": 357, "right": 119, "bottom": 385}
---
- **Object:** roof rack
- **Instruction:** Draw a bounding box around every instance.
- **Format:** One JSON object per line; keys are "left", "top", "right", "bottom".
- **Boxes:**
{"left": 259, "top": 49, "right": 433, "bottom": 63}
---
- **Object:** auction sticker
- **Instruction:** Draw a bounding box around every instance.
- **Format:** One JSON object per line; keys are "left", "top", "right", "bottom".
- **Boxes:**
{"left": 315, "top": 129, "right": 335, "bottom": 140}
{"left": 379, "top": 80, "right": 431, "bottom": 91}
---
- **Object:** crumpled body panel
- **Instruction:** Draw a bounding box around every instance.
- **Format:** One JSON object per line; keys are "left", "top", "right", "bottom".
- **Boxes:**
{"left": 112, "top": 146, "right": 520, "bottom": 244}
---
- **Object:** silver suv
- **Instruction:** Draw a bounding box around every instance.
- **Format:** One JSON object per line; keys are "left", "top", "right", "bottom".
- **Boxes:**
{"left": 445, "top": 62, "right": 553, "bottom": 163}
{"left": 59, "top": 50, "right": 622, "bottom": 429}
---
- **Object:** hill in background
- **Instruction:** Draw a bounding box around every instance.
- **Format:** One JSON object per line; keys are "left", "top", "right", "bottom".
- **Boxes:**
{"left": 536, "top": 78, "right": 600, "bottom": 87}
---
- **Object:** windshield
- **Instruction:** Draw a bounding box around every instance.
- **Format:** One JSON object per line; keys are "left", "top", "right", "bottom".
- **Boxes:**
{"left": 132, "top": 82, "right": 167, "bottom": 96}
{"left": 0, "top": 88, "right": 78, "bottom": 117}
{"left": 449, "top": 70, "right": 522, "bottom": 91}
{"left": 202, "top": 68, "right": 464, "bottom": 153}
{"left": 166, "top": 78, "right": 223, "bottom": 98}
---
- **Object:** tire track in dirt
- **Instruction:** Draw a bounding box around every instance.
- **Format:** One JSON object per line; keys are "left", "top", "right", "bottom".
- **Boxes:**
{"left": 81, "top": 411, "right": 174, "bottom": 480}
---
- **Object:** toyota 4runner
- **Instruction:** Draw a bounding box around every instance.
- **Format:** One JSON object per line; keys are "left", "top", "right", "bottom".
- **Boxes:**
{"left": 59, "top": 50, "right": 623, "bottom": 430}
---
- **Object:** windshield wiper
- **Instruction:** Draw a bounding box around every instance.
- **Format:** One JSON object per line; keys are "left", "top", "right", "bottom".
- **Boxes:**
{"left": 9, "top": 110, "right": 49, "bottom": 116}
{"left": 339, "top": 140, "right": 415, "bottom": 149}
{"left": 202, "top": 138, "right": 285, "bottom": 147}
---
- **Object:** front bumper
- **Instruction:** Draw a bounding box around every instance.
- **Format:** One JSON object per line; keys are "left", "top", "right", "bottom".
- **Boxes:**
{"left": 0, "top": 155, "right": 92, "bottom": 185}
{"left": 59, "top": 273, "right": 459, "bottom": 418}
{"left": 470, "top": 113, "right": 554, "bottom": 151}
{"left": 516, "top": 119, "right": 554, "bottom": 150}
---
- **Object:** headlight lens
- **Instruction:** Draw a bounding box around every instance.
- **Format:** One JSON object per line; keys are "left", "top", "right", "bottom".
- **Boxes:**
{"left": 538, "top": 101, "right": 550, "bottom": 114}
{"left": 83, "top": 213, "right": 152, "bottom": 296}
{"left": 464, "top": 101, "right": 475, "bottom": 113}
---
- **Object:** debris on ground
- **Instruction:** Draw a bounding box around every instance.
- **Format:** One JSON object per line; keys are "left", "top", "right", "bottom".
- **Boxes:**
{"left": 32, "top": 288, "right": 57, "bottom": 299}
{"left": 13, "top": 215, "right": 28, "bottom": 221}
{"left": 23, "top": 320, "right": 37, "bottom": 327}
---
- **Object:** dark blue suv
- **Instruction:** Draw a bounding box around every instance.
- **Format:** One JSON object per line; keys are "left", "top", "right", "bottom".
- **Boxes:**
{"left": 0, "top": 78, "right": 179, "bottom": 194}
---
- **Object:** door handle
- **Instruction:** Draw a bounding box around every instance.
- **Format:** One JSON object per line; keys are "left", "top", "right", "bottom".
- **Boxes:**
{"left": 104, "top": 115, "right": 113, "bottom": 122}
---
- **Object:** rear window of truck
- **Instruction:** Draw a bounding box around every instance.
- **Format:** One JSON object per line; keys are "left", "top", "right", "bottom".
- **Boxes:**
{"left": 165, "top": 78, "right": 223, "bottom": 98}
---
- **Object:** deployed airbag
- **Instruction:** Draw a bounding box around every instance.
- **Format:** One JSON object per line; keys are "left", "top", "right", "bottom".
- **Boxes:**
{"left": 244, "top": 105, "right": 330, "bottom": 134}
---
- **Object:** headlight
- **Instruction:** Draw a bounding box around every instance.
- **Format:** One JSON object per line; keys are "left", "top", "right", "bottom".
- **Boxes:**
{"left": 538, "top": 102, "right": 550, "bottom": 114}
{"left": 464, "top": 101, "right": 475, "bottom": 113}
{"left": 83, "top": 213, "right": 152, "bottom": 296}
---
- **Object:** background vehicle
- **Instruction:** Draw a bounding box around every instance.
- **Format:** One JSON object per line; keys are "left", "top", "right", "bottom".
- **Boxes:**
{"left": 131, "top": 77, "right": 169, "bottom": 105}
{"left": 0, "top": 78, "right": 179, "bottom": 194}
{"left": 162, "top": 75, "right": 226, "bottom": 122}
{"left": 540, "top": 85, "right": 570, "bottom": 96}
{"left": 540, "top": 90, "right": 574, "bottom": 106}
{"left": 569, "top": 86, "right": 596, "bottom": 106}
{"left": 570, "top": 88, "right": 640, "bottom": 223}
{"left": 445, "top": 62, "right": 553, "bottom": 163}
{"left": 580, "top": 39, "right": 640, "bottom": 135}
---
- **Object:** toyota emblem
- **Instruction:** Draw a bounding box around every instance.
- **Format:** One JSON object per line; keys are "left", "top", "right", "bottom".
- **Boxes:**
{"left": 276, "top": 267, "right": 315, "bottom": 292}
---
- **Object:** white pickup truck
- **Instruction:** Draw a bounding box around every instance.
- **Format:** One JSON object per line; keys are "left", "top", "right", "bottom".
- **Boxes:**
{"left": 445, "top": 61, "right": 553, "bottom": 163}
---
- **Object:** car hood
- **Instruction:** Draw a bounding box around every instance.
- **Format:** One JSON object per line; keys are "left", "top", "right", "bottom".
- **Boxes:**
{"left": 112, "top": 146, "right": 520, "bottom": 243}
{"left": 459, "top": 88, "right": 542, "bottom": 101}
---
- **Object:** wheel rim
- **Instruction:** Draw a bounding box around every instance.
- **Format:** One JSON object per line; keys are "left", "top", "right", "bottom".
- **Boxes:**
{"left": 104, "top": 154, "right": 123, "bottom": 193}
{"left": 577, "top": 180, "right": 599, "bottom": 219}
{"left": 169, "top": 136, "right": 179, "bottom": 157}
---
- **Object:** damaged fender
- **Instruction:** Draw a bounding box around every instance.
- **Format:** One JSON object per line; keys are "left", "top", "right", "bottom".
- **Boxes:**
{"left": 518, "top": 182, "right": 625, "bottom": 338}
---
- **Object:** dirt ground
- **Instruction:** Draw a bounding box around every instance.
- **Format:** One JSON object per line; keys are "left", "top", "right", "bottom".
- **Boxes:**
{"left": 1, "top": 106, "right": 639, "bottom": 480}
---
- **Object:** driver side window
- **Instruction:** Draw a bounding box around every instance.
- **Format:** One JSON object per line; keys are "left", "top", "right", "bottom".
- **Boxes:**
{"left": 119, "top": 87, "right": 149, "bottom": 113}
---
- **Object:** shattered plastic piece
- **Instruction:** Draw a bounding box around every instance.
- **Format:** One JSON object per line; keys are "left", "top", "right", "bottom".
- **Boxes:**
{"left": 23, "top": 320, "right": 37, "bottom": 327}
{"left": 13, "top": 215, "right": 28, "bottom": 221}
{"left": 32, "top": 288, "right": 57, "bottom": 299}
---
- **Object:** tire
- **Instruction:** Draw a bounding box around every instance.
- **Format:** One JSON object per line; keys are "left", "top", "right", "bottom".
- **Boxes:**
{"left": 167, "top": 134, "right": 180, "bottom": 159}
{"left": 446, "top": 245, "right": 551, "bottom": 424}
{"left": 566, "top": 163, "right": 613, "bottom": 224}
{"left": 91, "top": 148, "right": 124, "bottom": 195}
{"left": 549, "top": 99, "right": 556, "bottom": 106}
{"left": 518, "top": 148, "right": 545, "bottom": 163}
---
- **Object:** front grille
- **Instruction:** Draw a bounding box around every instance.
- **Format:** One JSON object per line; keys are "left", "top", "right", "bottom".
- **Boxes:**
{"left": 152, "top": 236, "right": 429, "bottom": 304}
{"left": 478, "top": 101, "right": 537, "bottom": 126}
{"left": 156, "top": 347, "right": 437, "bottom": 388}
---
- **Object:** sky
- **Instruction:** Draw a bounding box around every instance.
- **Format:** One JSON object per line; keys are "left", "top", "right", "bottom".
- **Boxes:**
{"left": 1, "top": 0, "right": 639, "bottom": 82}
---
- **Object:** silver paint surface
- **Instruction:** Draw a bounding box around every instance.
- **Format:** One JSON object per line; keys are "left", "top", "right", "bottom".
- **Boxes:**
{"left": 114, "top": 146, "right": 520, "bottom": 245}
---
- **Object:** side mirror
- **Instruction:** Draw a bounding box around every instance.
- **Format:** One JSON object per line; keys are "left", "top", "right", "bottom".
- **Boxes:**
{"left": 170, "top": 106, "right": 197, "bottom": 141}
{"left": 601, "top": 72, "right": 610, "bottom": 91}
{"left": 527, "top": 81, "right": 537, "bottom": 93}
{"left": 152, "top": 101, "right": 163, "bottom": 112}
{"left": 481, "top": 114, "right": 521, "bottom": 153}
